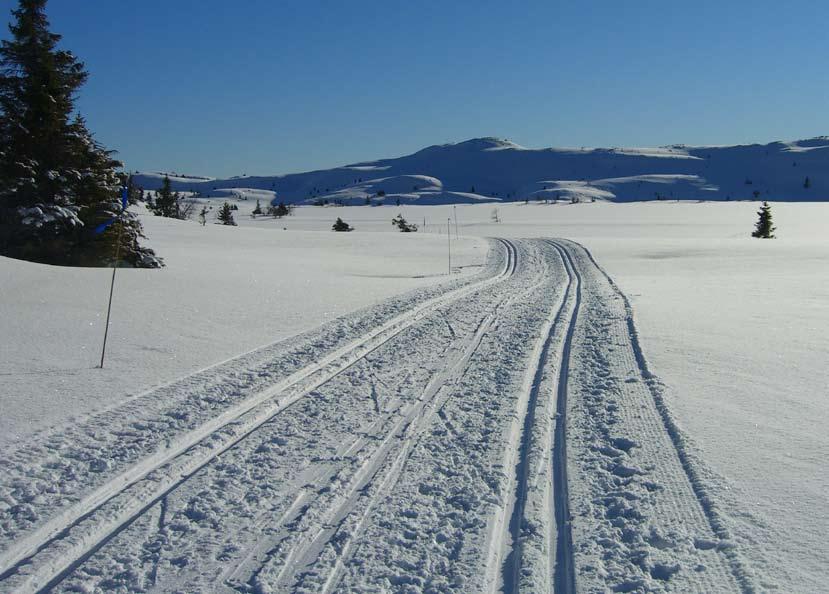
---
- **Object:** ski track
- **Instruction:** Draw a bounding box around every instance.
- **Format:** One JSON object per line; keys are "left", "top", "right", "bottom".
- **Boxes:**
{"left": 0, "top": 239, "right": 754, "bottom": 594}
{"left": 0, "top": 241, "right": 514, "bottom": 592}
{"left": 560, "top": 239, "right": 751, "bottom": 593}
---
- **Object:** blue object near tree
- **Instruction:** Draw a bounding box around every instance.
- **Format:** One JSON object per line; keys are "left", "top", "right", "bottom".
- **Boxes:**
{"left": 94, "top": 187, "right": 129, "bottom": 234}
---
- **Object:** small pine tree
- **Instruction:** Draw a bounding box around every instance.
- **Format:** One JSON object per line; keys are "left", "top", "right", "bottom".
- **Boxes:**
{"left": 268, "top": 201, "right": 290, "bottom": 218}
{"left": 151, "top": 176, "right": 180, "bottom": 218}
{"left": 332, "top": 217, "right": 353, "bottom": 232}
{"left": 751, "top": 201, "right": 776, "bottom": 239}
{"left": 252, "top": 198, "right": 262, "bottom": 215}
{"left": 124, "top": 174, "right": 143, "bottom": 205}
{"left": 218, "top": 202, "right": 236, "bottom": 226}
{"left": 392, "top": 214, "right": 417, "bottom": 232}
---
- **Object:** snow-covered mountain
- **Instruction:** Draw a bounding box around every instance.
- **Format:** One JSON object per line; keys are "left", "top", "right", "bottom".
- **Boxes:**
{"left": 133, "top": 136, "right": 829, "bottom": 205}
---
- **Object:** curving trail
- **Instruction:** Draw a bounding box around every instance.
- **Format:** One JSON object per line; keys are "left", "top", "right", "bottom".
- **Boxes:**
{"left": 0, "top": 239, "right": 751, "bottom": 593}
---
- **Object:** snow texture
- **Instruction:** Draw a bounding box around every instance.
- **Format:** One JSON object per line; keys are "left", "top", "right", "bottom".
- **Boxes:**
{"left": 1, "top": 199, "right": 827, "bottom": 592}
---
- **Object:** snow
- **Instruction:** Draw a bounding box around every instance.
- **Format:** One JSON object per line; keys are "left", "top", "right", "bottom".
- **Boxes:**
{"left": 134, "top": 136, "right": 829, "bottom": 205}
{"left": 0, "top": 207, "right": 485, "bottom": 446}
{"left": 1, "top": 198, "right": 827, "bottom": 592}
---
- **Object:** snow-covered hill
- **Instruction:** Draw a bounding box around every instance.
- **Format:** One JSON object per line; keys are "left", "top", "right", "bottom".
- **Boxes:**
{"left": 133, "top": 136, "right": 829, "bottom": 205}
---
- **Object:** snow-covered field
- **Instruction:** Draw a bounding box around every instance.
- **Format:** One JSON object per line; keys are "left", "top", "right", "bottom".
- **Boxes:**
{"left": 0, "top": 209, "right": 485, "bottom": 445}
{"left": 1, "top": 200, "right": 826, "bottom": 592}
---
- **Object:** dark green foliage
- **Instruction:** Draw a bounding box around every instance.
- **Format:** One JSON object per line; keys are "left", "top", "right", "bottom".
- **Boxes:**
{"left": 268, "top": 201, "right": 291, "bottom": 218}
{"left": 392, "top": 214, "right": 417, "bottom": 232}
{"left": 332, "top": 217, "right": 353, "bottom": 232}
{"left": 0, "top": 0, "right": 160, "bottom": 267}
{"left": 252, "top": 199, "right": 262, "bottom": 215}
{"left": 150, "top": 175, "right": 182, "bottom": 218}
{"left": 751, "top": 201, "right": 776, "bottom": 239}
{"left": 217, "top": 201, "right": 236, "bottom": 226}
{"left": 125, "top": 174, "right": 143, "bottom": 205}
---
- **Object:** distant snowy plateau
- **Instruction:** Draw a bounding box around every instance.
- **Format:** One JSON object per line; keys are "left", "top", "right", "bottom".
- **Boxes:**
{"left": 134, "top": 136, "right": 829, "bottom": 205}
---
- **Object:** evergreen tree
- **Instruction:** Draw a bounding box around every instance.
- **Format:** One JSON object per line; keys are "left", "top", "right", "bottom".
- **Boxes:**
{"left": 267, "top": 201, "right": 290, "bottom": 218}
{"left": 391, "top": 214, "right": 417, "bottom": 232}
{"left": 0, "top": 0, "right": 160, "bottom": 266}
{"left": 252, "top": 198, "right": 262, "bottom": 215}
{"left": 151, "top": 175, "right": 180, "bottom": 218}
{"left": 751, "top": 201, "right": 776, "bottom": 239}
{"left": 332, "top": 217, "right": 353, "bottom": 232}
{"left": 217, "top": 201, "right": 236, "bottom": 226}
{"left": 124, "top": 174, "right": 143, "bottom": 205}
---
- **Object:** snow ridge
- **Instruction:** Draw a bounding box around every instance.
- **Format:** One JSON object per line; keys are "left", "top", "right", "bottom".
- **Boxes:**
{"left": 134, "top": 136, "right": 829, "bottom": 205}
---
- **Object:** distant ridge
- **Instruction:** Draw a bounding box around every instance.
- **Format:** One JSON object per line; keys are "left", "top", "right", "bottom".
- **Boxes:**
{"left": 134, "top": 137, "right": 829, "bottom": 205}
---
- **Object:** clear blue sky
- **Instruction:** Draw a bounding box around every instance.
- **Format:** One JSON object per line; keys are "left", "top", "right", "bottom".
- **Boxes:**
{"left": 2, "top": 0, "right": 827, "bottom": 177}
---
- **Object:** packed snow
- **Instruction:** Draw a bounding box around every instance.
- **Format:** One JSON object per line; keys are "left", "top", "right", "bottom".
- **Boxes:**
{"left": 1, "top": 199, "right": 827, "bottom": 592}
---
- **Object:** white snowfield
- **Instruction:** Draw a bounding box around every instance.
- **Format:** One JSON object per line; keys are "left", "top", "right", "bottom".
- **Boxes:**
{"left": 1, "top": 201, "right": 827, "bottom": 593}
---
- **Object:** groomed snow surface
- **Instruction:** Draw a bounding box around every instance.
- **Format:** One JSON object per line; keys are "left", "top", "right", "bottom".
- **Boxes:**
{"left": 1, "top": 201, "right": 827, "bottom": 593}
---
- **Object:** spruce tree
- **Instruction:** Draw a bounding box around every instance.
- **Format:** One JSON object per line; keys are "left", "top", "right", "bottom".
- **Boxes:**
{"left": 751, "top": 201, "right": 776, "bottom": 239}
{"left": 332, "top": 217, "right": 353, "bottom": 232}
{"left": 218, "top": 201, "right": 236, "bottom": 226}
{"left": 252, "top": 198, "right": 262, "bottom": 215}
{"left": 0, "top": 0, "right": 160, "bottom": 266}
{"left": 151, "top": 175, "right": 180, "bottom": 218}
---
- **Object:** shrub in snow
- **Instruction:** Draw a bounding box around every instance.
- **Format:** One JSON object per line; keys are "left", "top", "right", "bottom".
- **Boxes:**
{"left": 267, "top": 202, "right": 291, "bottom": 218}
{"left": 392, "top": 214, "right": 418, "bottom": 232}
{"left": 332, "top": 217, "right": 353, "bottom": 232}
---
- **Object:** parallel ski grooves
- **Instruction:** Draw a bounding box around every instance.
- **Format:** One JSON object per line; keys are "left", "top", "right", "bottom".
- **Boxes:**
{"left": 547, "top": 241, "right": 580, "bottom": 594}
{"left": 0, "top": 241, "right": 517, "bottom": 594}
{"left": 486, "top": 242, "right": 571, "bottom": 594}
